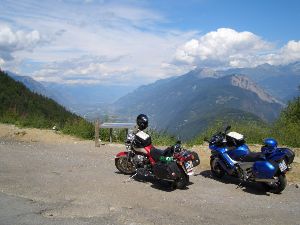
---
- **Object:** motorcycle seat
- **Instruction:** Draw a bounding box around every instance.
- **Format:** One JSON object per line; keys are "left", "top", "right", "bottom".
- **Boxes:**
{"left": 238, "top": 152, "right": 265, "bottom": 162}
{"left": 150, "top": 147, "right": 170, "bottom": 162}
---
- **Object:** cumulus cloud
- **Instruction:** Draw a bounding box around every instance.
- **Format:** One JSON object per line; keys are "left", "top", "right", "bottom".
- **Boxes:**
{"left": 174, "top": 28, "right": 273, "bottom": 68}
{"left": 0, "top": 25, "right": 41, "bottom": 61}
{"left": 2, "top": 0, "right": 299, "bottom": 85}
{"left": 0, "top": 1, "right": 196, "bottom": 84}
{"left": 266, "top": 40, "right": 300, "bottom": 65}
{"left": 174, "top": 28, "right": 300, "bottom": 69}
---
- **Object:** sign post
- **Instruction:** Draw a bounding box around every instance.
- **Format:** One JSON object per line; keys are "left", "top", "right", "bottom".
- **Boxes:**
{"left": 95, "top": 119, "right": 100, "bottom": 147}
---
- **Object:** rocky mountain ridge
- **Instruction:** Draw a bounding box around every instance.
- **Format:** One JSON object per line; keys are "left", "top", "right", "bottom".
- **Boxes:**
{"left": 113, "top": 72, "right": 283, "bottom": 139}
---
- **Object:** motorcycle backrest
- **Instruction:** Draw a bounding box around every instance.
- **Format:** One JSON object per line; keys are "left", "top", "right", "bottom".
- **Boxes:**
{"left": 227, "top": 132, "right": 244, "bottom": 141}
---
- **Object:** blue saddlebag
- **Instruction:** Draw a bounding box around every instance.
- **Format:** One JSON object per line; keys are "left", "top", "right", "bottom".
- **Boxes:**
{"left": 252, "top": 161, "right": 277, "bottom": 179}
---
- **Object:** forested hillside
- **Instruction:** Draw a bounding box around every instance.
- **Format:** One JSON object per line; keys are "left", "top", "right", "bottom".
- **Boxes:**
{"left": 0, "top": 69, "right": 94, "bottom": 139}
{"left": 273, "top": 92, "right": 300, "bottom": 146}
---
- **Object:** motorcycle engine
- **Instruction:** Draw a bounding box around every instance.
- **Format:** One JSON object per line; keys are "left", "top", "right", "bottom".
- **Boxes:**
{"left": 132, "top": 155, "right": 147, "bottom": 168}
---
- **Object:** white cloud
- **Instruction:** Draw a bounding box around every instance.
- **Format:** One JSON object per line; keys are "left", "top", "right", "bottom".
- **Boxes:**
{"left": 277, "top": 40, "right": 300, "bottom": 64}
{"left": 174, "top": 28, "right": 300, "bottom": 69}
{"left": 0, "top": 25, "right": 42, "bottom": 60}
{"left": 0, "top": 1, "right": 196, "bottom": 84}
{"left": 175, "top": 28, "right": 272, "bottom": 68}
{"left": 1, "top": 1, "right": 299, "bottom": 85}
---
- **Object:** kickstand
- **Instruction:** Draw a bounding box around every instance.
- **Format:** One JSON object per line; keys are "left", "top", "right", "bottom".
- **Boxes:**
{"left": 236, "top": 181, "right": 244, "bottom": 189}
{"left": 123, "top": 173, "right": 137, "bottom": 183}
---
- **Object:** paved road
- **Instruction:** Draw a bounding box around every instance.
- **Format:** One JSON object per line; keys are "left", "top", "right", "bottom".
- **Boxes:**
{"left": 0, "top": 139, "right": 299, "bottom": 225}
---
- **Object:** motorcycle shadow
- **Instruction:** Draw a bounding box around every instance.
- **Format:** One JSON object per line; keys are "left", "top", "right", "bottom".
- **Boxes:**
{"left": 116, "top": 172, "right": 193, "bottom": 192}
{"left": 150, "top": 178, "right": 193, "bottom": 192}
{"left": 199, "top": 170, "right": 271, "bottom": 196}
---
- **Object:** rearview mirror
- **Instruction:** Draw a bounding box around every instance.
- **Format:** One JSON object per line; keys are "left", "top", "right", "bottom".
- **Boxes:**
{"left": 225, "top": 125, "right": 231, "bottom": 133}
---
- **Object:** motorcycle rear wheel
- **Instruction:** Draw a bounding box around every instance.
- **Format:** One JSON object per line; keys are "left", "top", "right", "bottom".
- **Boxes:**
{"left": 174, "top": 169, "right": 189, "bottom": 189}
{"left": 263, "top": 174, "right": 287, "bottom": 194}
{"left": 210, "top": 158, "right": 225, "bottom": 178}
{"left": 115, "top": 157, "right": 135, "bottom": 175}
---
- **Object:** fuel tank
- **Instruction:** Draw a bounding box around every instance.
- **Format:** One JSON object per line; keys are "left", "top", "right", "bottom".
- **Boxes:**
{"left": 227, "top": 144, "right": 250, "bottom": 160}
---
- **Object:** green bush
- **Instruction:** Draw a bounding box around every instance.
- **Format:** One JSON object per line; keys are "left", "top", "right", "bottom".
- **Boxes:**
{"left": 147, "top": 129, "right": 176, "bottom": 146}
{"left": 272, "top": 97, "right": 300, "bottom": 147}
{"left": 61, "top": 119, "right": 94, "bottom": 139}
{"left": 98, "top": 128, "right": 127, "bottom": 143}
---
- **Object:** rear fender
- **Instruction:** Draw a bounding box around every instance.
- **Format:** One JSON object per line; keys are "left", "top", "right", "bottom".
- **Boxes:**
{"left": 278, "top": 148, "right": 295, "bottom": 164}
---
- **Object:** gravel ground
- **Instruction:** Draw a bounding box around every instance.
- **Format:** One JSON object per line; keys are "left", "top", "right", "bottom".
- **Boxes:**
{"left": 0, "top": 139, "right": 300, "bottom": 225}
{"left": 0, "top": 125, "right": 300, "bottom": 225}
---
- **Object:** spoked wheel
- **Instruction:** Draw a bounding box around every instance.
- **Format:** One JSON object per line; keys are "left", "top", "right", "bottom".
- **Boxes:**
{"left": 210, "top": 158, "right": 225, "bottom": 178}
{"left": 115, "top": 156, "right": 135, "bottom": 175}
{"left": 263, "top": 174, "right": 287, "bottom": 194}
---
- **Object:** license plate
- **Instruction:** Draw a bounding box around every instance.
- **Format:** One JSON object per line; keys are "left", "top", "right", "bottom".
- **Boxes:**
{"left": 185, "top": 161, "right": 193, "bottom": 169}
{"left": 185, "top": 161, "right": 194, "bottom": 175}
{"left": 279, "top": 160, "right": 287, "bottom": 172}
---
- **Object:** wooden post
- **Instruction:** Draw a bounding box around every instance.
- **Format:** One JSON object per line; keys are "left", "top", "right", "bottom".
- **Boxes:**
{"left": 95, "top": 119, "right": 100, "bottom": 147}
{"left": 109, "top": 128, "right": 112, "bottom": 143}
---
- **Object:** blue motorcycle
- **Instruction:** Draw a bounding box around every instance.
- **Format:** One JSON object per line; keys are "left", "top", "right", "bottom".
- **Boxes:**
{"left": 205, "top": 126, "right": 295, "bottom": 194}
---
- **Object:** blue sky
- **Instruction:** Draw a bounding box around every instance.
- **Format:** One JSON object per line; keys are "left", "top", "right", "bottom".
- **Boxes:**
{"left": 0, "top": 0, "right": 299, "bottom": 85}
{"left": 148, "top": 0, "right": 300, "bottom": 43}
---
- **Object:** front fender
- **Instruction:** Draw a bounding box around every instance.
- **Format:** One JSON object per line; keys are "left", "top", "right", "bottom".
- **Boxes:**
{"left": 115, "top": 151, "right": 128, "bottom": 158}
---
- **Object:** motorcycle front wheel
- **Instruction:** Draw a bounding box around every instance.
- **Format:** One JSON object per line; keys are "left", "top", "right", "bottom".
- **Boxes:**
{"left": 115, "top": 156, "right": 135, "bottom": 175}
{"left": 210, "top": 158, "right": 225, "bottom": 178}
{"left": 263, "top": 174, "right": 287, "bottom": 194}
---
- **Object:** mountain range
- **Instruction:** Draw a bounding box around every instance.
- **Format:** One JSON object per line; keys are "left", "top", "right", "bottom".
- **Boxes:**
{"left": 221, "top": 62, "right": 300, "bottom": 101}
{"left": 113, "top": 72, "right": 284, "bottom": 139}
{"left": 5, "top": 62, "right": 300, "bottom": 139}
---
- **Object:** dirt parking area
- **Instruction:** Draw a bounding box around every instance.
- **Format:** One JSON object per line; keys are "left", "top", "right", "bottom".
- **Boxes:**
{"left": 0, "top": 124, "right": 300, "bottom": 225}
